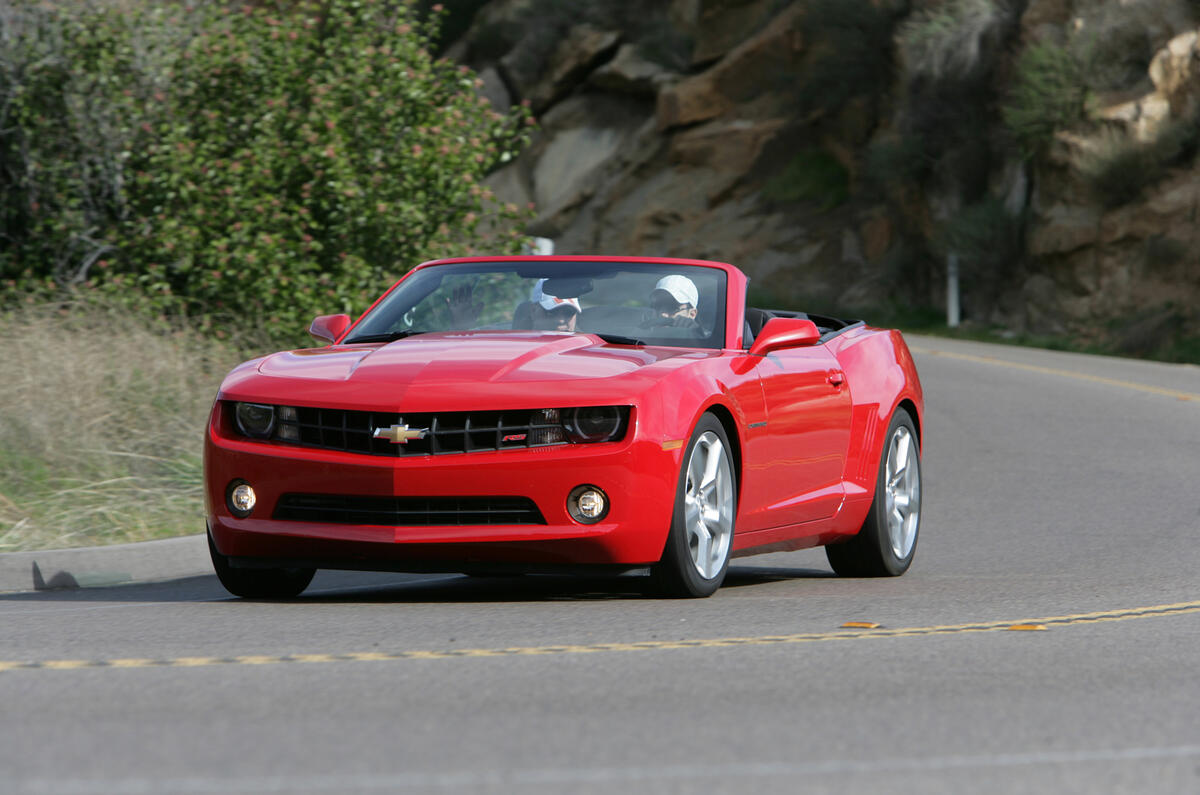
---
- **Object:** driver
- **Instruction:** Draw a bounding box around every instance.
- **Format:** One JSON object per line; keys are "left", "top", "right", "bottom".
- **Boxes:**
{"left": 643, "top": 274, "right": 700, "bottom": 331}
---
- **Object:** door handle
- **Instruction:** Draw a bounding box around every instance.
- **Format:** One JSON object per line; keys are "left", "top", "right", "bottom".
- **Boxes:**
{"left": 827, "top": 371, "right": 845, "bottom": 387}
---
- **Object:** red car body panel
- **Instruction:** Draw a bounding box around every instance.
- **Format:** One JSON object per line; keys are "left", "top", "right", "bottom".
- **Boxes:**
{"left": 204, "top": 257, "right": 923, "bottom": 571}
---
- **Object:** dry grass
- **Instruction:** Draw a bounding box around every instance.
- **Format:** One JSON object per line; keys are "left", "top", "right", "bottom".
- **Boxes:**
{"left": 0, "top": 301, "right": 247, "bottom": 551}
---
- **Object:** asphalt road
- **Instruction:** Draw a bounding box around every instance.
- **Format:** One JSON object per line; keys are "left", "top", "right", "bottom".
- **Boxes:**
{"left": 2, "top": 335, "right": 1198, "bottom": 794}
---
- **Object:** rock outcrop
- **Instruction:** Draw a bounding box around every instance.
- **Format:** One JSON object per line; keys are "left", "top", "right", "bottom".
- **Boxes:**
{"left": 454, "top": 0, "right": 1200, "bottom": 351}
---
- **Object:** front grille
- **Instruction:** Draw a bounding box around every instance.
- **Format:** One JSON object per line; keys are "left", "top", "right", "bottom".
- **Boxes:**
{"left": 273, "top": 494, "right": 546, "bottom": 526}
{"left": 281, "top": 407, "right": 566, "bottom": 457}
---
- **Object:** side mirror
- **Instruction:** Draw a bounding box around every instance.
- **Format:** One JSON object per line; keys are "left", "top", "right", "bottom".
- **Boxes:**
{"left": 748, "top": 317, "right": 820, "bottom": 356}
{"left": 308, "top": 314, "right": 351, "bottom": 345}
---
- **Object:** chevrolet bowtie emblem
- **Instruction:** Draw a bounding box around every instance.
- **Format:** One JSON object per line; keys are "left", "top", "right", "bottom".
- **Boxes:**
{"left": 373, "top": 424, "right": 428, "bottom": 444}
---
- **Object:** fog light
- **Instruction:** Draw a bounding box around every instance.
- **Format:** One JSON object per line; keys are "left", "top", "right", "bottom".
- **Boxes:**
{"left": 567, "top": 485, "right": 609, "bottom": 524}
{"left": 227, "top": 481, "right": 256, "bottom": 518}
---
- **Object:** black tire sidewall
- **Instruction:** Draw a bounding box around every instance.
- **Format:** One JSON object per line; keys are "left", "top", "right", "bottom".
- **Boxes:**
{"left": 208, "top": 527, "right": 314, "bottom": 599}
{"left": 655, "top": 413, "right": 736, "bottom": 597}
{"left": 870, "top": 410, "right": 921, "bottom": 576}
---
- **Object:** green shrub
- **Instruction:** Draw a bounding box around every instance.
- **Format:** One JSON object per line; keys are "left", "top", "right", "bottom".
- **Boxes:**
{"left": 864, "top": 134, "right": 931, "bottom": 191}
{"left": 1149, "top": 113, "right": 1200, "bottom": 168}
{"left": 935, "top": 197, "right": 1023, "bottom": 297}
{"left": 897, "top": 0, "right": 1008, "bottom": 85}
{"left": 763, "top": 149, "right": 850, "bottom": 210}
{"left": 797, "top": 0, "right": 896, "bottom": 115}
{"left": 117, "top": 1, "right": 532, "bottom": 342}
{"left": 1002, "top": 41, "right": 1088, "bottom": 154}
{"left": 0, "top": 1, "right": 169, "bottom": 292}
{"left": 1, "top": 0, "right": 533, "bottom": 346}
{"left": 1074, "top": 128, "right": 1161, "bottom": 208}
{"left": 1072, "top": 113, "right": 1200, "bottom": 209}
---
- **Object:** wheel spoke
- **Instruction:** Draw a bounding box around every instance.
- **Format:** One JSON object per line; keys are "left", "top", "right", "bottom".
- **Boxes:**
{"left": 688, "top": 455, "right": 705, "bottom": 499}
{"left": 700, "top": 438, "right": 723, "bottom": 493}
{"left": 691, "top": 521, "right": 713, "bottom": 578}
{"left": 894, "top": 430, "right": 910, "bottom": 472}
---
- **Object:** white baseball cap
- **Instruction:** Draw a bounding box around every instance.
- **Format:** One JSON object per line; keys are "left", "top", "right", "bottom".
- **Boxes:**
{"left": 531, "top": 279, "right": 581, "bottom": 313}
{"left": 653, "top": 274, "right": 699, "bottom": 309}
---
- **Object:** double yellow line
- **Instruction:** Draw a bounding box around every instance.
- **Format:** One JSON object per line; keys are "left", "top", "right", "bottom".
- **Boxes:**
{"left": 909, "top": 346, "right": 1199, "bottom": 401}
{"left": 3, "top": 600, "right": 1197, "bottom": 673}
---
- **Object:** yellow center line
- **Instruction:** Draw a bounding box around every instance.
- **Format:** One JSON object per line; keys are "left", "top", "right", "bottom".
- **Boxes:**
{"left": 2, "top": 600, "right": 1198, "bottom": 673}
{"left": 908, "top": 346, "right": 1200, "bottom": 401}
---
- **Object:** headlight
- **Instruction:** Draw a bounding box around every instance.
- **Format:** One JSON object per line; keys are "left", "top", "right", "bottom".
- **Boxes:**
{"left": 235, "top": 403, "right": 275, "bottom": 438}
{"left": 563, "top": 406, "right": 626, "bottom": 443}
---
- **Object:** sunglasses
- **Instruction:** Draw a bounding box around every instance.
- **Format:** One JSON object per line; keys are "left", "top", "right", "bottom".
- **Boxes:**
{"left": 652, "top": 297, "right": 686, "bottom": 314}
{"left": 546, "top": 306, "right": 578, "bottom": 321}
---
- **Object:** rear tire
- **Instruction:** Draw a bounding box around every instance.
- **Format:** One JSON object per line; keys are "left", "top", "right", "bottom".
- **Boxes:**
{"left": 651, "top": 414, "right": 736, "bottom": 597}
{"left": 208, "top": 530, "right": 315, "bottom": 598}
{"left": 826, "top": 408, "right": 921, "bottom": 577}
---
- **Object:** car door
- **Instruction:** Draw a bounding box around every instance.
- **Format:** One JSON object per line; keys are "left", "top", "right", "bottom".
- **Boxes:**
{"left": 745, "top": 343, "right": 852, "bottom": 527}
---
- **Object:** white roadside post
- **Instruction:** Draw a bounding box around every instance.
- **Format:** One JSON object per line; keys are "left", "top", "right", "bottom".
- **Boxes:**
{"left": 947, "top": 252, "right": 961, "bottom": 328}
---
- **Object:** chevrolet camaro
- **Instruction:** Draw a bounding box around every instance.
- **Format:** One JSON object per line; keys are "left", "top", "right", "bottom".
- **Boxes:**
{"left": 204, "top": 256, "right": 924, "bottom": 597}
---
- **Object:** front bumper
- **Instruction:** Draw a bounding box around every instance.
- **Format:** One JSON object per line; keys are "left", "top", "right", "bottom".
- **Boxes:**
{"left": 204, "top": 402, "right": 679, "bottom": 568}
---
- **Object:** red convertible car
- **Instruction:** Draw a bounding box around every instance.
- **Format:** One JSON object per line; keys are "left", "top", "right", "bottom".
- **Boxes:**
{"left": 204, "top": 256, "right": 923, "bottom": 598}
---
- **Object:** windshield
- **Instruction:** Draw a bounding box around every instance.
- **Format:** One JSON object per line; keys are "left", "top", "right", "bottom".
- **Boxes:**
{"left": 345, "top": 261, "right": 729, "bottom": 349}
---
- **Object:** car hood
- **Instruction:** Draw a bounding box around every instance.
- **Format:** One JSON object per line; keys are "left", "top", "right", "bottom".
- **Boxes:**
{"left": 221, "top": 332, "right": 712, "bottom": 411}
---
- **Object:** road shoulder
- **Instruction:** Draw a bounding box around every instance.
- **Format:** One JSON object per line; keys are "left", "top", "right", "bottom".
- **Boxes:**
{"left": 0, "top": 534, "right": 209, "bottom": 594}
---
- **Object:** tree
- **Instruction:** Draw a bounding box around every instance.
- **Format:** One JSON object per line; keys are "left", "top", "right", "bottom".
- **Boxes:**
{"left": 1, "top": 0, "right": 532, "bottom": 342}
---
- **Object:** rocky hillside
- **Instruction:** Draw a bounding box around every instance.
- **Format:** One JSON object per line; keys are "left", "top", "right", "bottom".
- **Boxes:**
{"left": 443, "top": 0, "right": 1200, "bottom": 358}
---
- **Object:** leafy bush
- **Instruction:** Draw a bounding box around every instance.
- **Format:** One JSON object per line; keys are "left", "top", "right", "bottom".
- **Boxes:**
{"left": 763, "top": 149, "right": 849, "bottom": 210}
{"left": 897, "top": 0, "right": 1009, "bottom": 85}
{"left": 1074, "top": 128, "right": 1161, "bottom": 209}
{"left": 1002, "top": 41, "right": 1088, "bottom": 154}
{"left": 935, "top": 197, "right": 1023, "bottom": 310}
{"left": 1, "top": 0, "right": 532, "bottom": 345}
{"left": 122, "top": 1, "right": 532, "bottom": 341}
{"left": 1072, "top": 115, "right": 1199, "bottom": 210}
{"left": 0, "top": 2, "right": 175, "bottom": 292}
{"left": 796, "top": 0, "right": 896, "bottom": 115}
{"left": 864, "top": 134, "right": 932, "bottom": 191}
{"left": 1066, "top": 0, "right": 1189, "bottom": 94}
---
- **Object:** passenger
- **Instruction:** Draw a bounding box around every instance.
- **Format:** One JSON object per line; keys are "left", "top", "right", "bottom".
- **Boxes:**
{"left": 529, "top": 279, "right": 581, "bottom": 331}
{"left": 447, "top": 279, "right": 581, "bottom": 331}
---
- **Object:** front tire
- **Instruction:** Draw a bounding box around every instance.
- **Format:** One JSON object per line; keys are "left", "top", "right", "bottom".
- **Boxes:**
{"left": 651, "top": 414, "right": 736, "bottom": 597}
{"left": 826, "top": 408, "right": 921, "bottom": 577}
{"left": 208, "top": 530, "right": 315, "bottom": 598}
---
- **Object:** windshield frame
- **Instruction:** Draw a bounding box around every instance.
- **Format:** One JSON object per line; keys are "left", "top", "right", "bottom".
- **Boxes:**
{"left": 343, "top": 258, "right": 734, "bottom": 350}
